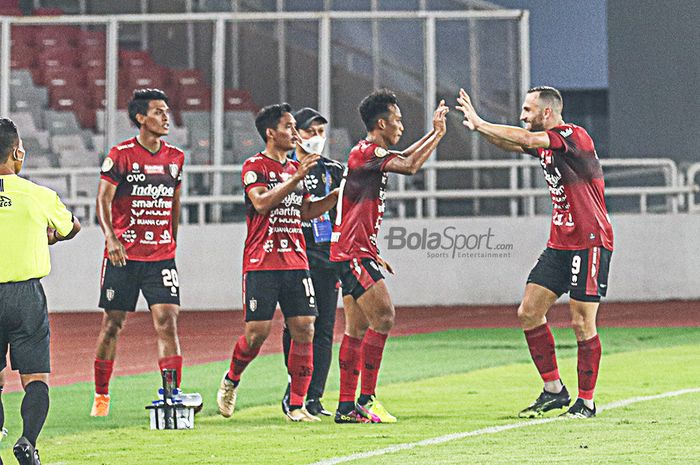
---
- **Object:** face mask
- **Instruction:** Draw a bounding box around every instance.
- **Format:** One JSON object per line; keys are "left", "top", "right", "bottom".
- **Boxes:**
{"left": 300, "top": 135, "right": 326, "bottom": 155}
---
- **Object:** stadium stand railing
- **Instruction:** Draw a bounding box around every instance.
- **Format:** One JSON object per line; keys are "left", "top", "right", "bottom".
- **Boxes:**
{"left": 20, "top": 159, "right": 699, "bottom": 225}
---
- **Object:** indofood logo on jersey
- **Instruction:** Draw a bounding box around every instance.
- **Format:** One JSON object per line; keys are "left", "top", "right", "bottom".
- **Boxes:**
{"left": 383, "top": 226, "right": 514, "bottom": 259}
{"left": 131, "top": 184, "right": 175, "bottom": 199}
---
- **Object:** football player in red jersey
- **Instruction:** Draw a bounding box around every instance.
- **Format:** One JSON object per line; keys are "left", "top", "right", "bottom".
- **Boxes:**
{"left": 330, "top": 90, "right": 449, "bottom": 423}
{"left": 457, "top": 86, "right": 614, "bottom": 419}
{"left": 216, "top": 103, "right": 339, "bottom": 422}
{"left": 90, "top": 89, "right": 197, "bottom": 416}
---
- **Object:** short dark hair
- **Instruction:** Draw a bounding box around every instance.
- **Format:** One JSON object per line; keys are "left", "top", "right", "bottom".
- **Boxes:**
{"left": 359, "top": 89, "right": 399, "bottom": 131}
{"left": 0, "top": 118, "right": 19, "bottom": 163}
{"left": 255, "top": 103, "right": 293, "bottom": 142}
{"left": 527, "top": 86, "right": 563, "bottom": 113}
{"left": 128, "top": 88, "right": 169, "bottom": 128}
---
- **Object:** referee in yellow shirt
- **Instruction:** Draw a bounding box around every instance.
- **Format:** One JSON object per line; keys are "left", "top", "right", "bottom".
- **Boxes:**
{"left": 0, "top": 118, "right": 80, "bottom": 465}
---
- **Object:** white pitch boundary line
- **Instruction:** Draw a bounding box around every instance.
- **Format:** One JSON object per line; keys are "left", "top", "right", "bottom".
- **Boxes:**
{"left": 309, "top": 388, "right": 700, "bottom": 465}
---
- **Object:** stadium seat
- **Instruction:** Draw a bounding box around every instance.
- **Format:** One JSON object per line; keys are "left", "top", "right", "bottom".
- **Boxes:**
{"left": 119, "top": 49, "right": 155, "bottom": 68}
{"left": 27, "top": 175, "right": 68, "bottom": 198}
{"left": 35, "top": 47, "right": 77, "bottom": 74}
{"left": 9, "top": 69, "right": 35, "bottom": 88}
{"left": 165, "top": 125, "right": 188, "bottom": 149}
{"left": 188, "top": 150, "right": 211, "bottom": 165}
{"left": 10, "top": 43, "right": 35, "bottom": 69}
{"left": 120, "top": 66, "right": 167, "bottom": 91}
{"left": 9, "top": 112, "right": 50, "bottom": 148}
{"left": 31, "top": 7, "right": 64, "bottom": 16}
{"left": 10, "top": 26, "right": 36, "bottom": 47}
{"left": 78, "top": 47, "right": 106, "bottom": 70}
{"left": 176, "top": 87, "right": 212, "bottom": 114}
{"left": 181, "top": 111, "right": 211, "bottom": 150}
{"left": 58, "top": 149, "right": 100, "bottom": 168}
{"left": 34, "top": 26, "right": 77, "bottom": 48}
{"left": 42, "top": 67, "right": 84, "bottom": 91}
{"left": 95, "top": 110, "right": 134, "bottom": 134}
{"left": 0, "top": 7, "right": 22, "bottom": 15}
{"left": 44, "top": 110, "right": 82, "bottom": 135}
{"left": 224, "top": 110, "right": 256, "bottom": 131}
{"left": 22, "top": 152, "right": 56, "bottom": 169}
{"left": 230, "top": 127, "right": 263, "bottom": 163}
{"left": 77, "top": 29, "right": 106, "bottom": 49}
{"left": 50, "top": 134, "right": 87, "bottom": 153}
{"left": 224, "top": 88, "right": 256, "bottom": 111}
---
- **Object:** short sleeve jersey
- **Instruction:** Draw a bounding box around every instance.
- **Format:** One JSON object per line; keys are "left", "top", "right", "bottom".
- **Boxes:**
{"left": 241, "top": 153, "right": 310, "bottom": 272}
{"left": 100, "top": 137, "right": 184, "bottom": 261}
{"left": 0, "top": 175, "right": 74, "bottom": 282}
{"left": 330, "top": 140, "right": 398, "bottom": 262}
{"left": 529, "top": 124, "right": 614, "bottom": 250}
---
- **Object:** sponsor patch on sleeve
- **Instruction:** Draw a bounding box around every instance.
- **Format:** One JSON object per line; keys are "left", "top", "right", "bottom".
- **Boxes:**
{"left": 244, "top": 171, "right": 258, "bottom": 186}
{"left": 374, "top": 147, "right": 389, "bottom": 158}
{"left": 101, "top": 157, "right": 114, "bottom": 173}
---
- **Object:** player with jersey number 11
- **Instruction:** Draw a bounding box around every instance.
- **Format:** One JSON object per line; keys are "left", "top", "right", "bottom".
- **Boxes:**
{"left": 216, "top": 103, "right": 339, "bottom": 423}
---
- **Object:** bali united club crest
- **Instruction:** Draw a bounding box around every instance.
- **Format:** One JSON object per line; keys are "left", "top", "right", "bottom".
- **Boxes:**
{"left": 169, "top": 163, "right": 179, "bottom": 179}
{"left": 106, "top": 288, "right": 115, "bottom": 301}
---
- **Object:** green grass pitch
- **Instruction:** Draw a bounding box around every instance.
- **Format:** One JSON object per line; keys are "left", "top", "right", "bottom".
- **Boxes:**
{"left": 1, "top": 327, "right": 698, "bottom": 464}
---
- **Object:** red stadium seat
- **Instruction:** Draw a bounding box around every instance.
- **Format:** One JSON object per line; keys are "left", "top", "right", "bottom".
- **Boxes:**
{"left": 73, "top": 105, "right": 96, "bottom": 129}
{"left": 48, "top": 85, "right": 86, "bottom": 109}
{"left": 0, "top": 0, "right": 20, "bottom": 8}
{"left": 78, "top": 47, "right": 105, "bottom": 70}
{"left": 77, "top": 29, "right": 106, "bottom": 49}
{"left": 10, "top": 44, "right": 34, "bottom": 69}
{"left": 42, "top": 66, "right": 84, "bottom": 89}
{"left": 10, "top": 26, "right": 36, "bottom": 47}
{"left": 31, "top": 7, "right": 64, "bottom": 16}
{"left": 119, "top": 49, "right": 155, "bottom": 69}
{"left": 34, "top": 26, "right": 77, "bottom": 48}
{"left": 176, "top": 86, "right": 211, "bottom": 112}
{"left": 224, "top": 88, "right": 256, "bottom": 111}
{"left": 0, "top": 7, "right": 22, "bottom": 15}
{"left": 120, "top": 66, "right": 167, "bottom": 90}
{"left": 35, "top": 47, "right": 77, "bottom": 71}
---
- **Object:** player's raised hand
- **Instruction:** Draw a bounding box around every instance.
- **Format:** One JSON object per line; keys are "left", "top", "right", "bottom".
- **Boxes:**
{"left": 296, "top": 153, "right": 320, "bottom": 179}
{"left": 456, "top": 88, "right": 483, "bottom": 131}
{"left": 106, "top": 235, "right": 128, "bottom": 267}
{"left": 432, "top": 99, "right": 449, "bottom": 136}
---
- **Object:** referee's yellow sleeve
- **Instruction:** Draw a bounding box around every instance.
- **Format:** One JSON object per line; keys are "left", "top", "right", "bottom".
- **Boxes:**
{"left": 46, "top": 192, "right": 74, "bottom": 237}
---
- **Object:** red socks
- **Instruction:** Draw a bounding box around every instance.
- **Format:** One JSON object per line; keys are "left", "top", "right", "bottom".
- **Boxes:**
{"left": 227, "top": 335, "right": 260, "bottom": 383}
{"left": 360, "top": 329, "right": 388, "bottom": 397}
{"left": 524, "top": 324, "right": 560, "bottom": 383}
{"left": 577, "top": 334, "right": 602, "bottom": 400}
{"left": 288, "top": 341, "right": 313, "bottom": 406}
{"left": 158, "top": 355, "right": 183, "bottom": 387}
{"left": 94, "top": 359, "right": 114, "bottom": 395}
{"left": 338, "top": 335, "right": 362, "bottom": 402}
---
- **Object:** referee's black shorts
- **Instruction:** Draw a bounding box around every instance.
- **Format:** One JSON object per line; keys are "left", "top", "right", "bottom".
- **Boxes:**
{"left": 0, "top": 279, "right": 51, "bottom": 374}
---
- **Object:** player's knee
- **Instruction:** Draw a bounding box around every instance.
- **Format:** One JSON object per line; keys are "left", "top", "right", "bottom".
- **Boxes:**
{"left": 517, "top": 301, "right": 540, "bottom": 326}
{"left": 570, "top": 314, "right": 595, "bottom": 339}
{"left": 373, "top": 309, "right": 395, "bottom": 333}
{"left": 291, "top": 322, "right": 315, "bottom": 343}
{"left": 103, "top": 317, "right": 124, "bottom": 338}
{"left": 154, "top": 316, "right": 178, "bottom": 339}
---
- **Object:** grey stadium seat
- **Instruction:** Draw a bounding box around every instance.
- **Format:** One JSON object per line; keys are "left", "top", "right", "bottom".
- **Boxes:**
{"left": 44, "top": 111, "right": 82, "bottom": 135}
{"left": 58, "top": 150, "right": 101, "bottom": 168}
{"left": 26, "top": 176, "right": 69, "bottom": 199}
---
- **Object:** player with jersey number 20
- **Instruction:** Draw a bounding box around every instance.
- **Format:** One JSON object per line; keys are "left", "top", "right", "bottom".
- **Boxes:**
{"left": 90, "top": 89, "right": 200, "bottom": 417}
{"left": 216, "top": 103, "right": 339, "bottom": 423}
{"left": 457, "top": 86, "right": 614, "bottom": 419}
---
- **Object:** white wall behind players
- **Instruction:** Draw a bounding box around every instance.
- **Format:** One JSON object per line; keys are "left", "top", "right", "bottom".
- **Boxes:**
{"left": 44, "top": 215, "right": 700, "bottom": 312}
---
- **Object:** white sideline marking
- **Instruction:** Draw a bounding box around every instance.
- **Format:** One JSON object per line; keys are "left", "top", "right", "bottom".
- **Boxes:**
{"left": 309, "top": 388, "right": 700, "bottom": 465}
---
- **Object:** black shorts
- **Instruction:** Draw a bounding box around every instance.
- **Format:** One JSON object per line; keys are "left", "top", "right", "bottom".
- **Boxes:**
{"left": 527, "top": 247, "right": 612, "bottom": 302}
{"left": 99, "top": 258, "right": 180, "bottom": 311}
{"left": 336, "top": 258, "right": 385, "bottom": 300}
{"left": 243, "top": 269, "right": 318, "bottom": 322}
{"left": 0, "top": 279, "right": 51, "bottom": 374}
